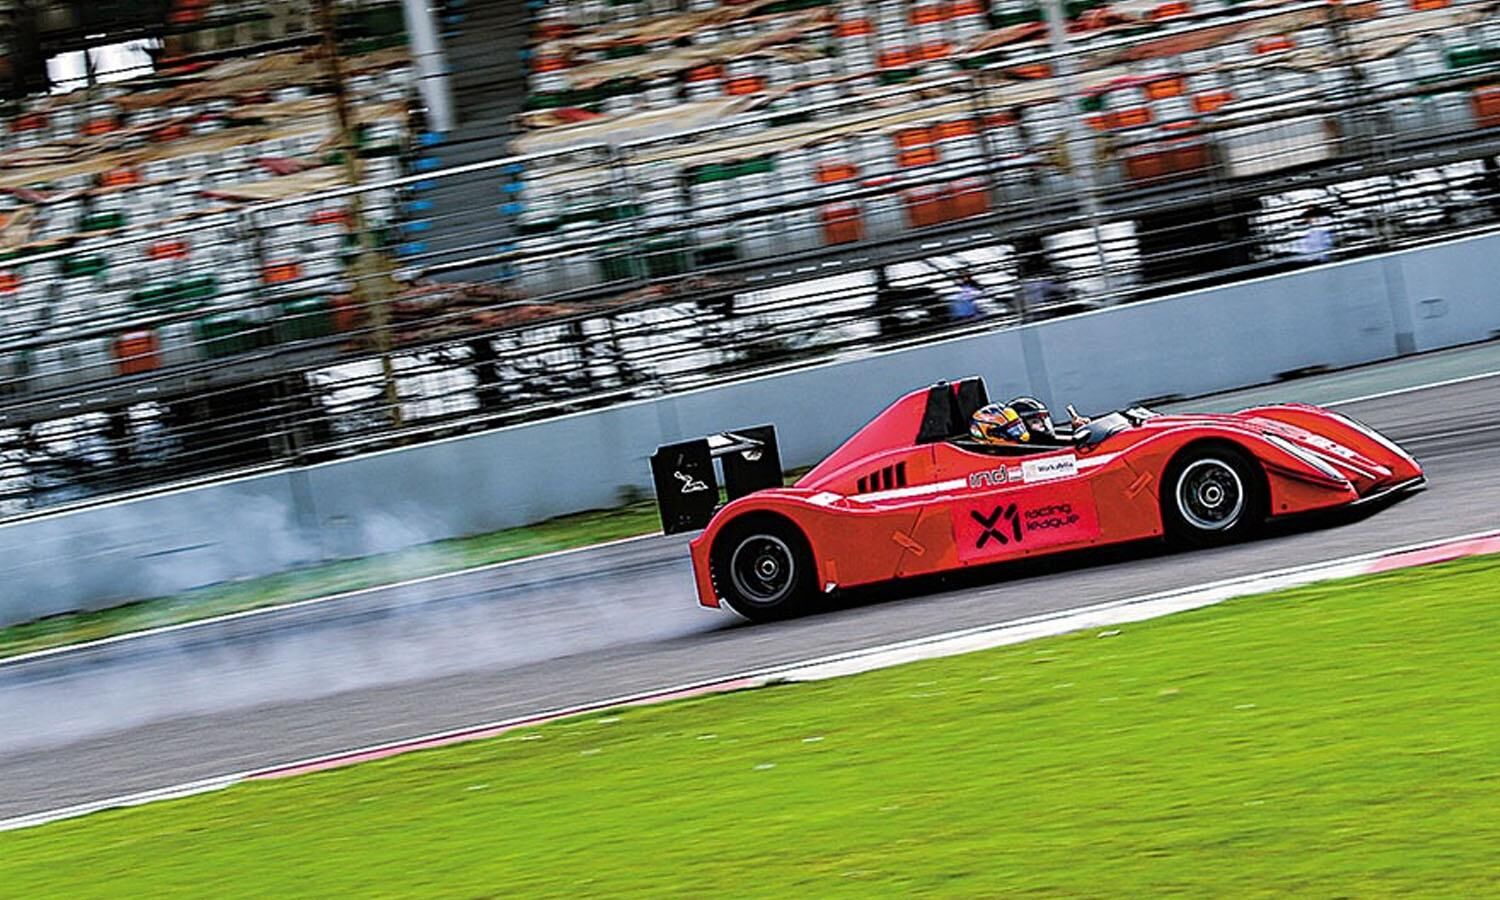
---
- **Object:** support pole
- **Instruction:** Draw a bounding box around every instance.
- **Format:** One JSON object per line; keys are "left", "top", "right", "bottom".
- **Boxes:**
{"left": 403, "top": 0, "right": 456, "bottom": 134}
{"left": 316, "top": 0, "right": 403, "bottom": 430}
{"left": 1041, "top": 0, "right": 1116, "bottom": 302}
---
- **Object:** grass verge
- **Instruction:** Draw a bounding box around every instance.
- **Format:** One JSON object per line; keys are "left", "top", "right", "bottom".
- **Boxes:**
{"left": 4, "top": 555, "right": 1498, "bottom": 897}
{"left": 0, "top": 502, "right": 664, "bottom": 662}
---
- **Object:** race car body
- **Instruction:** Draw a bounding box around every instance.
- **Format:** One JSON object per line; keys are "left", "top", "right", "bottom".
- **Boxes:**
{"left": 649, "top": 377, "right": 1425, "bottom": 621}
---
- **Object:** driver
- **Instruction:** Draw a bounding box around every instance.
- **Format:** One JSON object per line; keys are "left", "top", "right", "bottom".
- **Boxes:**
{"left": 969, "top": 402, "right": 1033, "bottom": 446}
{"left": 1008, "top": 396, "right": 1058, "bottom": 442}
{"left": 970, "top": 397, "right": 1089, "bottom": 448}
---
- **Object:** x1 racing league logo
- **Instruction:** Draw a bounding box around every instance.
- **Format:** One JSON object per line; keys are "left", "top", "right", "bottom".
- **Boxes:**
{"left": 971, "top": 503, "right": 1023, "bottom": 547}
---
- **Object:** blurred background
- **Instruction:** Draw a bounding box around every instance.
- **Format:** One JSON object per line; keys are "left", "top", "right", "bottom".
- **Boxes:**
{"left": 0, "top": 0, "right": 1496, "bottom": 521}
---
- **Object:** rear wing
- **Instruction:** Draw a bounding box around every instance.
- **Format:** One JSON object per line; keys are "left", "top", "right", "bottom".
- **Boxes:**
{"left": 650, "top": 425, "right": 782, "bottom": 535}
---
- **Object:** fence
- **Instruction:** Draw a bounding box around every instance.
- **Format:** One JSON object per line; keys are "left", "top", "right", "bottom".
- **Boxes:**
{"left": 5, "top": 0, "right": 1500, "bottom": 518}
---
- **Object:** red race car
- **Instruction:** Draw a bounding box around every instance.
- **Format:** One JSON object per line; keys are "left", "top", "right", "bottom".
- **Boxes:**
{"left": 650, "top": 377, "right": 1425, "bottom": 621}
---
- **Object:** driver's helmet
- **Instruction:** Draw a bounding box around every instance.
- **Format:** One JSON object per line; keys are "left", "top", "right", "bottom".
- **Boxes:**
{"left": 1007, "top": 396, "right": 1054, "bottom": 441}
{"left": 970, "top": 403, "right": 1031, "bottom": 446}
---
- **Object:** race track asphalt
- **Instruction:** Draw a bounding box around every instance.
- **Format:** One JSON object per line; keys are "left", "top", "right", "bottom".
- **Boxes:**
{"left": 2, "top": 352, "right": 1498, "bottom": 821}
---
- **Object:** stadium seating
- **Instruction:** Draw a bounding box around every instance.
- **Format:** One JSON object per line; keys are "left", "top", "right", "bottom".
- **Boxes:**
{"left": 6, "top": 0, "right": 1500, "bottom": 403}
{"left": 484, "top": 0, "right": 1500, "bottom": 309}
{"left": 0, "top": 11, "right": 416, "bottom": 391}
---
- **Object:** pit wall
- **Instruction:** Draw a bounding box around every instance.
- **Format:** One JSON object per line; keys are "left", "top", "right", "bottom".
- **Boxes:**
{"left": 3, "top": 232, "right": 1496, "bottom": 625}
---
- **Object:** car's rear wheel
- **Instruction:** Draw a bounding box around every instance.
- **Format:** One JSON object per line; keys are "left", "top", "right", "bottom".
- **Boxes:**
{"left": 1162, "top": 445, "right": 1265, "bottom": 546}
{"left": 711, "top": 516, "right": 816, "bottom": 622}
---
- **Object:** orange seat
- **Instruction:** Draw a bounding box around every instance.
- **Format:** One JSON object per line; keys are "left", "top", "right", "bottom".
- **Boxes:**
{"left": 1254, "top": 35, "right": 1296, "bottom": 54}
{"left": 903, "top": 185, "right": 953, "bottom": 228}
{"left": 950, "top": 178, "right": 991, "bottom": 219}
{"left": 725, "top": 76, "right": 766, "bottom": 96}
{"left": 1192, "top": 90, "right": 1234, "bottom": 114}
{"left": 910, "top": 4, "right": 948, "bottom": 24}
{"left": 99, "top": 167, "right": 142, "bottom": 187}
{"left": 899, "top": 146, "right": 941, "bottom": 168}
{"left": 10, "top": 113, "right": 47, "bottom": 132}
{"left": 1150, "top": 1, "right": 1192, "bottom": 19}
{"left": 894, "top": 126, "right": 934, "bottom": 148}
{"left": 1089, "top": 108, "right": 1155, "bottom": 131}
{"left": 1123, "top": 141, "right": 1211, "bottom": 182}
{"left": 1146, "top": 77, "right": 1185, "bottom": 100}
{"left": 83, "top": 117, "right": 119, "bottom": 137}
{"left": 934, "top": 119, "right": 980, "bottom": 140}
{"left": 148, "top": 240, "right": 190, "bottom": 260}
{"left": 820, "top": 204, "right": 865, "bottom": 245}
{"left": 816, "top": 161, "right": 861, "bottom": 183}
{"left": 153, "top": 123, "right": 189, "bottom": 142}
{"left": 264, "top": 261, "right": 302, "bottom": 284}
{"left": 1472, "top": 86, "right": 1500, "bottom": 128}
{"left": 114, "top": 330, "right": 161, "bottom": 376}
{"left": 917, "top": 41, "right": 952, "bottom": 60}
{"left": 310, "top": 209, "right": 349, "bottom": 226}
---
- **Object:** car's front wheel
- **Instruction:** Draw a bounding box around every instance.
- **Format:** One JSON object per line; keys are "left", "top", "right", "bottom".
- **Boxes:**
{"left": 1162, "top": 445, "right": 1265, "bottom": 546}
{"left": 710, "top": 516, "right": 816, "bottom": 622}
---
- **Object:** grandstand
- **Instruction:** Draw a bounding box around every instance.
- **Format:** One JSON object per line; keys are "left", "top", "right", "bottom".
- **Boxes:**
{"left": 492, "top": 0, "right": 1500, "bottom": 289}
{"left": 2, "top": 0, "right": 1500, "bottom": 515}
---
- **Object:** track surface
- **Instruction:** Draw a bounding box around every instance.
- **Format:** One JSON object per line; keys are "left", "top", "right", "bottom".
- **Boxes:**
{"left": 2, "top": 351, "right": 1498, "bottom": 821}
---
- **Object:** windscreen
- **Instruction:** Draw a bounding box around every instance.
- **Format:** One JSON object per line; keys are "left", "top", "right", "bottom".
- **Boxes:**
{"left": 1074, "top": 413, "right": 1132, "bottom": 447}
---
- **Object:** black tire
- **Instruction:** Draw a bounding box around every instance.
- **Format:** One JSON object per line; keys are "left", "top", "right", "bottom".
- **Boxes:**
{"left": 710, "top": 516, "right": 816, "bottom": 623}
{"left": 1161, "top": 444, "right": 1266, "bottom": 547}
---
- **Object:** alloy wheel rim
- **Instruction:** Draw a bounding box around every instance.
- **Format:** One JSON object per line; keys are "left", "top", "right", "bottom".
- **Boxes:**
{"left": 1176, "top": 459, "right": 1246, "bottom": 531}
{"left": 729, "top": 535, "right": 796, "bottom": 606}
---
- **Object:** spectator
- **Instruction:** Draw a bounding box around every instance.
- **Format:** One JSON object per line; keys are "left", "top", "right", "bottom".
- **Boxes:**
{"left": 1479, "top": 156, "right": 1500, "bottom": 220}
{"left": 947, "top": 269, "right": 985, "bottom": 323}
{"left": 1016, "top": 249, "right": 1070, "bottom": 323}
{"left": 872, "top": 267, "right": 945, "bottom": 338}
{"left": 1297, "top": 205, "right": 1335, "bottom": 263}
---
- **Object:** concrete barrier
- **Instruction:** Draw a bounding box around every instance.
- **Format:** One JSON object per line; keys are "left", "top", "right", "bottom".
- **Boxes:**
{"left": 0, "top": 471, "right": 312, "bottom": 624}
{"left": 1389, "top": 234, "right": 1500, "bottom": 352}
{"left": 2, "top": 231, "right": 1497, "bottom": 624}
{"left": 1036, "top": 256, "right": 1406, "bottom": 414}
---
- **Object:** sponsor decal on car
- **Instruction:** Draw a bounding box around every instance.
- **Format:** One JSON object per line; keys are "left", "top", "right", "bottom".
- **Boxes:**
{"left": 1025, "top": 503, "right": 1082, "bottom": 531}
{"left": 969, "top": 503, "right": 1023, "bottom": 548}
{"left": 674, "top": 470, "right": 710, "bottom": 494}
{"left": 968, "top": 466, "right": 1010, "bottom": 488}
{"left": 954, "top": 483, "right": 1101, "bottom": 561}
{"left": 1021, "top": 455, "right": 1079, "bottom": 483}
{"left": 967, "top": 466, "right": 1025, "bottom": 489}
{"left": 1303, "top": 434, "right": 1360, "bottom": 460}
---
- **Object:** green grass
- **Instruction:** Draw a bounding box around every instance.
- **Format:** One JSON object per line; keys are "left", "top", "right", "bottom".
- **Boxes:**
{"left": 5, "top": 556, "right": 1499, "bottom": 898}
{"left": 0, "top": 502, "right": 664, "bottom": 661}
